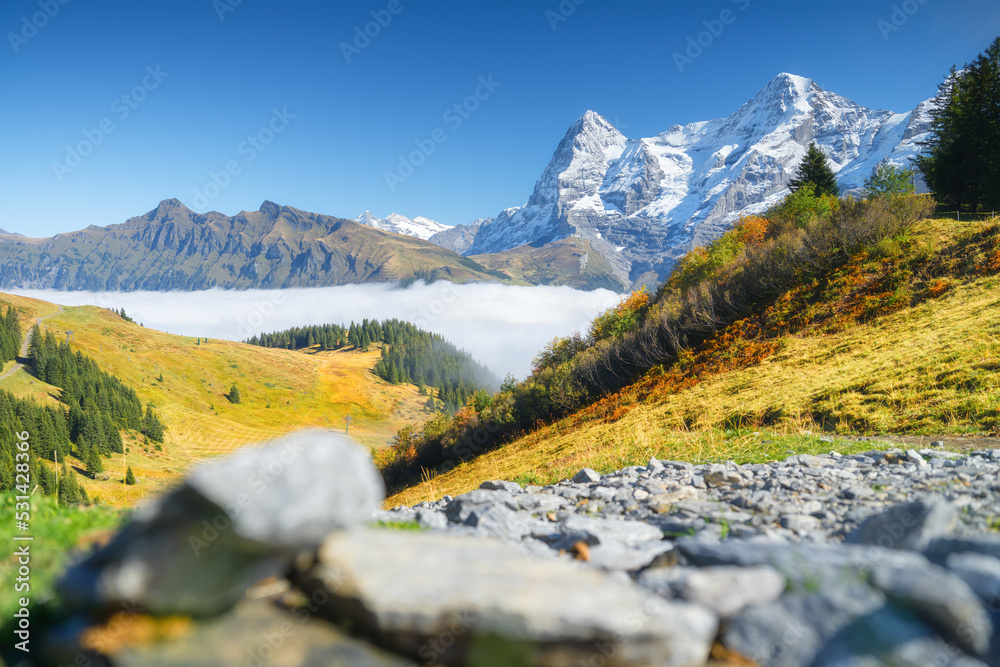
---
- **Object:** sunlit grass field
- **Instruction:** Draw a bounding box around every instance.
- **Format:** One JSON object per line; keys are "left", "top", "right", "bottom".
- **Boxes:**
{"left": 0, "top": 293, "right": 430, "bottom": 507}
{"left": 388, "top": 216, "right": 1000, "bottom": 506}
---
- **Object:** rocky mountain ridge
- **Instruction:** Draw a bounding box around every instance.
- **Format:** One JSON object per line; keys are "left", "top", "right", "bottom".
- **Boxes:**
{"left": 0, "top": 199, "right": 511, "bottom": 291}
{"left": 466, "top": 73, "right": 934, "bottom": 288}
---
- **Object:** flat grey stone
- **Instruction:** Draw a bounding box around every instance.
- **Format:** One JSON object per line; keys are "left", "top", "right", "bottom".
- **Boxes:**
{"left": 107, "top": 600, "right": 410, "bottom": 667}
{"left": 414, "top": 508, "right": 448, "bottom": 530}
{"left": 925, "top": 536, "right": 1000, "bottom": 565}
{"left": 185, "top": 429, "right": 384, "bottom": 548}
{"left": 57, "top": 429, "right": 382, "bottom": 617}
{"left": 871, "top": 557, "right": 991, "bottom": 656}
{"left": 704, "top": 465, "right": 748, "bottom": 488}
{"left": 946, "top": 552, "right": 1000, "bottom": 601}
{"left": 572, "top": 467, "right": 602, "bottom": 484}
{"left": 723, "top": 587, "right": 885, "bottom": 667}
{"left": 295, "top": 528, "right": 718, "bottom": 667}
{"left": 787, "top": 454, "right": 825, "bottom": 467}
{"left": 780, "top": 514, "right": 821, "bottom": 532}
{"left": 479, "top": 479, "right": 523, "bottom": 493}
{"left": 678, "top": 565, "right": 786, "bottom": 618}
{"left": 845, "top": 499, "right": 957, "bottom": 551}
{"left": 813, "top": 604, "right": 990, "bottom": 667}
{"left": 459, "top": 503, "right": 545, "bottom": 541}
{"left": 584, "top": 540, "right": 675, "bottom": 572}
{"left": 560, "top": 515, "right": 666, "bottom": 547}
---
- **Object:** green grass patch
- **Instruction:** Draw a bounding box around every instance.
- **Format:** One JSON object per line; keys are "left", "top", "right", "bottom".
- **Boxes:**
{"left": 0, "top": 492, "right": 127, "bottom": 620}
{"left": 370, "top": 519, "right": 424, "bottom": 531}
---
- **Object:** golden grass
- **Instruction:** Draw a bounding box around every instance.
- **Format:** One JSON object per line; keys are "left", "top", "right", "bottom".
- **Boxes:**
{"left": 387, "top": 262, "right": 1000, "bottom": 507}
{"left": 0, "top": 294, "right": 431, "bottom": 507}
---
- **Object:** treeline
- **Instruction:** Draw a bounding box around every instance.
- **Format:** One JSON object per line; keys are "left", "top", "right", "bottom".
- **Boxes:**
{"left": 29, "top": 326, "right": 167, "bottom": 459}
{"left": 918, "top": 36, "right": 1000, "bottom": 213}
{"left": 247, "top": 318, "right": 499, "bottom": 408}
{"left": 0, "top": 389, "right": 88, "bottom": 505}
{"left": 379, "top": 185, "right": 937, "bottom": 493}
{"left": 372, "top": 320, "right": 498, "bottom": 412}
{"left": 0, "top": 327, "right": 167, "bottom": 500}
{"left": 0, "top": 304, "right": 22, "bottom": 364}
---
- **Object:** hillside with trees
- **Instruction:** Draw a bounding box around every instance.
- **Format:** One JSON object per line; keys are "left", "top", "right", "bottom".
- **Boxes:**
{"left": 379, "top": 180, "right": 961, "bottom": 494}
{"left": 247, "top": 319, "right": 499, "bottom": 413}
{"left": 917, "top": 36, "right": 1000, "bottom": 213}
{"left": 0, "top": 324, "right": 168, "bottom": 503}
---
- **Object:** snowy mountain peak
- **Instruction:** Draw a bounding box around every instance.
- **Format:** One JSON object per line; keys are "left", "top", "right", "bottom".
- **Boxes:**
{"left": 465, "top": 72, "right": 934, "bottom": 289}
{"left": 354, "top": 211, "right": 450, "bottom": 240}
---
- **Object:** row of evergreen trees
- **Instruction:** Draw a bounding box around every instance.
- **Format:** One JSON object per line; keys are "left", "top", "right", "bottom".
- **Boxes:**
{"left": 918, "top": 37, "right": 1000, "bottom": 213}
{"left": 0, "top": 388, "right": 88, "bottom": 505}
{"left": 247, "top": 318, "right": 499, "bottom": 411}
{"left": 0, "top": 325, "right": 168, "bottom": 494}
{"left": 0, "top": 305, "right": 22, "bottom": 364}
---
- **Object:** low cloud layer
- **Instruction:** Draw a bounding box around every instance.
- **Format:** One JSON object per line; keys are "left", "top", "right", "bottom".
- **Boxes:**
{"left": 10, "top": 283, "right": 621, "bottom": 379}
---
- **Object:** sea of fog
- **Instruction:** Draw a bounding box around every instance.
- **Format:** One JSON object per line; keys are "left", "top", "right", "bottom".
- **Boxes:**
{"left": 9, "top": 283, "right": 620, "bottom": 379}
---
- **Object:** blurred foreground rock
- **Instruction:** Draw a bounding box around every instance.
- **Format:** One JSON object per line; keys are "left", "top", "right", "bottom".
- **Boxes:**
{"left": 18, "top": 441, "right": 1000, "bottom": 667}
{"left": 57, "top": 429, "right": 384, "bottom": 617}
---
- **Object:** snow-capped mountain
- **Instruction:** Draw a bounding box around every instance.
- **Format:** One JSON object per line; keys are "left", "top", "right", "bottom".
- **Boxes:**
{"left": 466, "top": 73, "right": 933, "bottom": 287}
{"left": 355, "top": 211, "right": 451, "bottom": 240}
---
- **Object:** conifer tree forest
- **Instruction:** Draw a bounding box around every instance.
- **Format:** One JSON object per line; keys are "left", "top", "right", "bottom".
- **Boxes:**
{"left": 247, "top": 318, "right": 499, "bottom": 413}
{"left": 0, "top": 314, "right": 166, "bottom": 503}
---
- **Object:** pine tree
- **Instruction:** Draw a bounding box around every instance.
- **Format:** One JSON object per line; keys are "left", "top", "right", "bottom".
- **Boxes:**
{"left": 226, "top": 384, "right": 242, "bottom": 404}
{"left": 917, "top": 38, "right": 1000, "bottom": 212}
{"left": 788, "top": 143, "right": 839, "bottom": 197}
{"left": 125, "top": 465, "right": 136, "bottom": 485}
{"left": 58, "top": 462, "right": 78, "bottom": 505}
{"left": 85, "top": 447, "right": 104, "bottom": 477}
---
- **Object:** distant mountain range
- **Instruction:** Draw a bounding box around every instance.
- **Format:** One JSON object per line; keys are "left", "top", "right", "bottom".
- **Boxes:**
{"left": 2, "top": 73, "right": 935, "bottom": 293}
{"left": 0, "top": 200, "right": 619, "bottom": 291}
{"left": 0, "top": 200, "right": 515, "bottom": 291}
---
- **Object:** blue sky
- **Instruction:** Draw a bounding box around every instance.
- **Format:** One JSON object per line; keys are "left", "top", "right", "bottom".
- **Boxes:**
{"left": 3, "top": 0, "right": 998, "bottom": 238}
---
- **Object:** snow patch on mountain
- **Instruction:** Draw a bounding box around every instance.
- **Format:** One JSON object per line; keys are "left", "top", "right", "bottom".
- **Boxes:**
{"left": 355, "top": 211, "right": 451, "bottom": 240}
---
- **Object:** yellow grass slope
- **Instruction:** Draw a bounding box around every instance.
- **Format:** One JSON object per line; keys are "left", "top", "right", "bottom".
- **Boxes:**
{"left": 388, "top": 217, "right": 1000, "bottom": 506}
{"left": 0, "top": 292, "right": 430, "bottom": 506}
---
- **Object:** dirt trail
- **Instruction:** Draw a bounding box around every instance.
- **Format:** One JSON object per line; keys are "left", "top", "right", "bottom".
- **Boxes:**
{"left": 0, "top": 305, "right": 64, "bottom": 382}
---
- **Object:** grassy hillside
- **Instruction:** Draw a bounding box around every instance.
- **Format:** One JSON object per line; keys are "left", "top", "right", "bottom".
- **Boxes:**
{"left": 386, "top": 210, "right": 1000, "bottom": 506}
{"left": 0, "top": 292, "right": 431, "bottom": 506}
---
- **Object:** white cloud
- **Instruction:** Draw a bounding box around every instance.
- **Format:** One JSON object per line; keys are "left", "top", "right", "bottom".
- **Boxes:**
{"left": 9, "top": 283, "right": 620, "bottom": 379}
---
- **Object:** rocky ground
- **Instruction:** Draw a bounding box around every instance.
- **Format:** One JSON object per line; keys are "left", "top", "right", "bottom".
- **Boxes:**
{"left": 18, "top": 431, "right": 1000, "bottom": 667}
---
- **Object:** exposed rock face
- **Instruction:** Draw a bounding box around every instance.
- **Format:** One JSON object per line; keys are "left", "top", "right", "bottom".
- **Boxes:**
{"left": 427, "top": 217, "right": 492, "bottom": 254}
{"left": 466, "top": 73, "right": 934, "bottom": 287}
